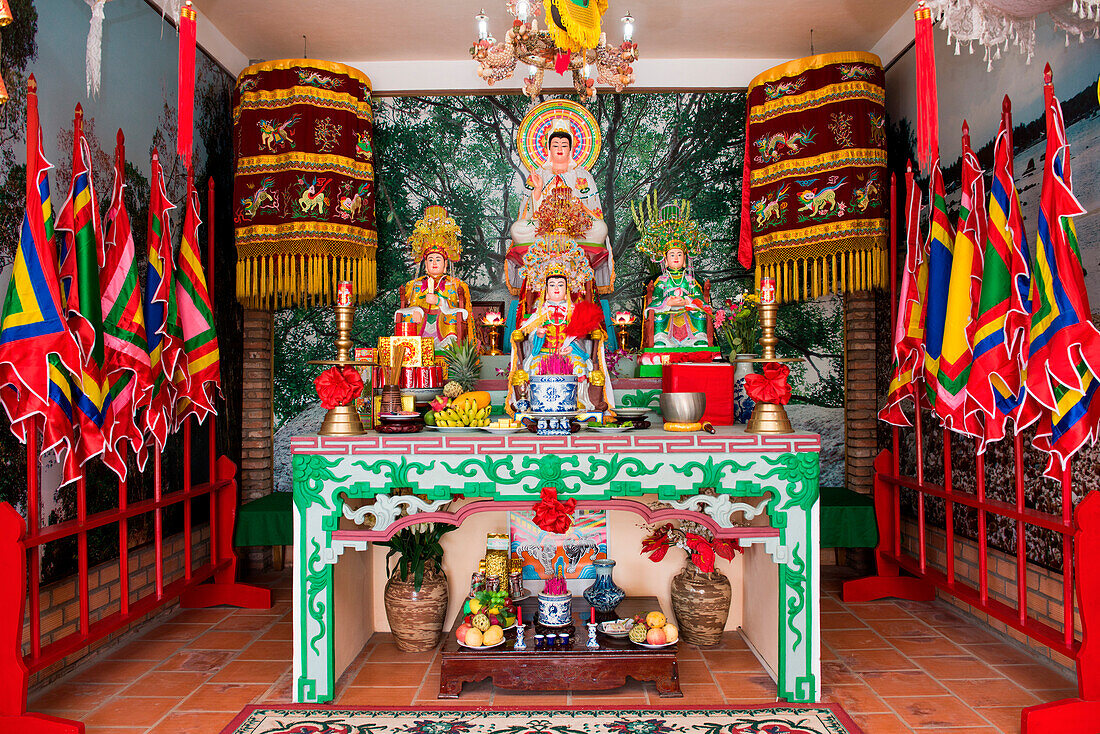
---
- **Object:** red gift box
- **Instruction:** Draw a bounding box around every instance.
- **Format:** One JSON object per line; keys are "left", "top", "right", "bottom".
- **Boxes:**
{"left": 370, "top": 366, "right": 445, "bottom": 390}
{"left": 661, "top": 363, "right": 735, "bottom": 425}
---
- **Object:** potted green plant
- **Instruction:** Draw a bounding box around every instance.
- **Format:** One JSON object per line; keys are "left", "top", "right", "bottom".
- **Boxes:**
{"left": 378, "top": 523, "right": 456, "bottom": 652}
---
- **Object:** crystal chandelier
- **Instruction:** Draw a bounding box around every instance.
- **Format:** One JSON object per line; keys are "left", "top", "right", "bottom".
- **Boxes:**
{"left": 925, "top": 0, "right": 1099, "bottom": 70}
{"left": 471, "top": 1, "right": 638, "bottom": 100}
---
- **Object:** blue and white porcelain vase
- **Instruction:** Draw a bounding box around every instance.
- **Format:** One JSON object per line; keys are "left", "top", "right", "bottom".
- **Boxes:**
{"left": 582, "top": 558, "right": 625, "bottom": 616}
{"left": 732, "top": 354, "right": 756, "bottom": 424}
{"left": 537, "top": 591, "right": 573, "bottom": 627}
{"left": 529, "top": 374, "right": 578, "bottom": 413}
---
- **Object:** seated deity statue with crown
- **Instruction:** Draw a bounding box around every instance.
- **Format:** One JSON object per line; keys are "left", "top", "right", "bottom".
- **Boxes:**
{"left": 507, "top": 100, "right": 614, "bottom": 301}
{"left": 506, "top": 235, "right": 615, "bottom": 416}
{"left": 633, "top": 195, "right": 716, "bottom": 372}
{"left": 395, "top": 206, "right": 472, "bottom": 349}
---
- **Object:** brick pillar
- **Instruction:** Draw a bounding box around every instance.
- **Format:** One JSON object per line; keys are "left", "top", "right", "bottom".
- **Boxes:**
{"left": 844, "top": 291, "right": 878, "bottom": 496}
{"left": 240, "top": 308, "right": 274, "bottom": 574}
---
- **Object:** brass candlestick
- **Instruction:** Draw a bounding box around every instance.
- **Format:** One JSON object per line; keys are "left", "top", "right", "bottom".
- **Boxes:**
{"left": 746, "top": 278, "right": 795, "bottom": 435}
{"left": 615, "top": 324, "right": 631, "bottom": 353}
{"left": 485, "top": 324, "right": 504, "bottom": 355}
{"left": 312, "top": 282, "right": 372, "bottom": 437}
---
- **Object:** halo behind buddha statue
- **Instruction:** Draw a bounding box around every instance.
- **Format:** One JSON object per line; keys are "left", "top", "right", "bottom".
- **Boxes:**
{"left": 516, "top": 99, "right": 601, "bottom": 173}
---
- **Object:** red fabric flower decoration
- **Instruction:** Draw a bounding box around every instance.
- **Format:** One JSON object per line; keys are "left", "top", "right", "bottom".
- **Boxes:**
{"left": 713, "top": 539, "right": 741, "bottom": 561}
{"left": 641, "top": 524, "right": 674, "bottom": 562}
{"left": 684, "top": 532, "right": 716, "bottom": 573}
{"left": 744, "top": 362, "right": 792, "bottom": 405}
{"left": 314, "top": 366, "right": 365, "bottom": 409}
{"left": 532, "top": 487, "right": 577, "bottom": 534}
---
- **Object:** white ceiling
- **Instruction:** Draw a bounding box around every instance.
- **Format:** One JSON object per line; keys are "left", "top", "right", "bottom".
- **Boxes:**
{"left": 193, "top": 0, "right": 913, "bottom": 72}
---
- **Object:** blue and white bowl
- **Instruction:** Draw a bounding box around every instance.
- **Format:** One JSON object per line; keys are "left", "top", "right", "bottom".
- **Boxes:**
{"left": 537, "top": 592, "right": 573, "bottom": 627}
{"left": 530, "top": 374, "right": 578, "bottom": 413}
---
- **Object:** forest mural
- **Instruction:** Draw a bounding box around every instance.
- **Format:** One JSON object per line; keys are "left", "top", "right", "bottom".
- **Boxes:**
{"left": 881, "top": 22, "right": 1099, "bottom": 570}
{"left": 271, "top": 92, "right": 848, "bottom": 488}
{"left": 0, "top": 0, "right": 237, "bottom": 581}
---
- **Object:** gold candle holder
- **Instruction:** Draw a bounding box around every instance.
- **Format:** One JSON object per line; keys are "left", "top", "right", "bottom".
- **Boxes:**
{"left": 486, "top": 324, "right": 504, "bottom": 355}
{"left": 746, "top": 277, "right": 794, "bottom": 435}
{"left": 313, "top": 281, "right": 371, "bottom": 437}
{"left": 615, "top": 324, "right": 631, "bottom": 353}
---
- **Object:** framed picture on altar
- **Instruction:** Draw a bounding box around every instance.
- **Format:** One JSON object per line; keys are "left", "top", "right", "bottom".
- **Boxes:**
{"left": 471, "top": 300, "right": 505, "bottom": 353}
{"left": 508, "top": 510, "right": 607, "bottom": 580}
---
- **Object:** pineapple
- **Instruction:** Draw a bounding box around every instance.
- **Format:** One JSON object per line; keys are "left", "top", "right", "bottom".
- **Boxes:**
{"left": 442, "top": 340, "right": 481, "bottom": 393}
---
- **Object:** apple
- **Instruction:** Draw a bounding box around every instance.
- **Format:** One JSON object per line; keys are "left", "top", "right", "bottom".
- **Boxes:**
{"left": 646, "top": 627, "right": 667, "bottom": 645}
{"left": 455, "top": 623, "right": 471, "bottom": 642}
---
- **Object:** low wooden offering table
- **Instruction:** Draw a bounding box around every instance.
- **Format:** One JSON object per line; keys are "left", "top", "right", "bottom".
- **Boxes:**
{"left": 440, "top": 596, "right": 679, "bottom": 698}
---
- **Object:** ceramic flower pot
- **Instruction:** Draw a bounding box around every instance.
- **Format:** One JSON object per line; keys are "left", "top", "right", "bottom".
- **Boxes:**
{"left": 732, "top": 354, "right": 757, "bottom": 423}
{"left": 383, "top": 566, "right": 449, "bottom": 652}
{"left": 670, "top": 565, "right": 732, "bottom": 646}
{"left": 529, "top": 374, "right": 578, "bottom": 413}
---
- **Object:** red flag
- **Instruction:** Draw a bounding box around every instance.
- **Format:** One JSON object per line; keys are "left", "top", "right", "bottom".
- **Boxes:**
{"left": 177, "top": 0, "right": 197, "bottom": 169}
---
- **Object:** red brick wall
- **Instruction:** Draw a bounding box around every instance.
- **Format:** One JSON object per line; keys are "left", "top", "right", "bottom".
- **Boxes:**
{"left": 901, "top": 520, "right": 1080, "bottom": 673}
{"left": 241, "top": 308, "right": 274, "bottom": 573}
{"left": 23, "top": 525, "right": 211, "bottom": 688}
{"left": 845, "top": 291, "right": 878, "bottom": 496}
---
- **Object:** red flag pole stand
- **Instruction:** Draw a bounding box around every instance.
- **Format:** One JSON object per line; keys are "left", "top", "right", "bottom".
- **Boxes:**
{"left": 179, "top": 457, "right": 272, "bottom": 609}
{"left": 842, "top": 451, "right": 936, "bottom": 602}
{"left": 0, "top": 504, "right": 84, "bottom": 734}
{"left": 1021, "top": 490, "right": 1100, "bottom": 732}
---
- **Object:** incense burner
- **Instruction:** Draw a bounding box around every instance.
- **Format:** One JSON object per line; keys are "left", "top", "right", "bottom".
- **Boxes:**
{"left": 537, "top": 591, "right": 573, "bottom": 627}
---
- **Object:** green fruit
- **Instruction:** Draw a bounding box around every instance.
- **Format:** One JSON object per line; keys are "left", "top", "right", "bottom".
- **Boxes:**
{"left": 425, "top": 412, "right": 436, "bottom": 426}
{"left": 628, "top": 624, "right": 648, "bottom": 643}
{"left": 472, "top": 613, "right": 490, "bottom": 632}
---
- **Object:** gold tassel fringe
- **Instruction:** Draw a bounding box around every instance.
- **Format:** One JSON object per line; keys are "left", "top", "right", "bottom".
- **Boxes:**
{"left": 235, "top": 253, "right": 378, "bottom": 310}
{"left": 754, "top": 248, "right": 886, "bottom": 304}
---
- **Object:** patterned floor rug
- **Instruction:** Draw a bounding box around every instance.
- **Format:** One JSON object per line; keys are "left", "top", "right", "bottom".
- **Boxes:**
{"left": 221, "top": 705, "right": 863, "bottom": 734}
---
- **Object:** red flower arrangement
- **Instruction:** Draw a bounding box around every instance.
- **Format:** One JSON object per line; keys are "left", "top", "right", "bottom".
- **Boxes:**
{"left": 641, "top": 521, "right": 741, "bottom": 573}
{"left": 314, "top": 366, "right": 365, "bottom": 409}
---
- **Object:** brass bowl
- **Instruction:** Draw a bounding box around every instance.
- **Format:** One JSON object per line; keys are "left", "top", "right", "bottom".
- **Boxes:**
{"left": 659, "top": 392, "right": 706, "bottom": 423}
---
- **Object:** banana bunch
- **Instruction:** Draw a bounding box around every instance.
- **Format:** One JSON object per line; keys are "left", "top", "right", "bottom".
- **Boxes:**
{"left": 431, "top": 398, "right": 491, "bottom": 427}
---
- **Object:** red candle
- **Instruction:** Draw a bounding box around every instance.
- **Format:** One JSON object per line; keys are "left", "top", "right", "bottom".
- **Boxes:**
{"left": 759, "top": 276, "right": 777, "bottom": 305}
{"left": 337, "top": 280, "right": 353, "bottom": 306}
{"left": 517, "top": 605, "right": 522, "bottom": 625}
{"left": 590, "top": 606, "right": 595, "bottom": 624}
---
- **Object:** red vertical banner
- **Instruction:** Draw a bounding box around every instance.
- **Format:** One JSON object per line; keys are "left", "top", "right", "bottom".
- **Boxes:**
{"left": 914, "top": 1, "right": 939, "bottom": 173}
{"left": 177, "top": 0, "right": 197, "bottom": 169}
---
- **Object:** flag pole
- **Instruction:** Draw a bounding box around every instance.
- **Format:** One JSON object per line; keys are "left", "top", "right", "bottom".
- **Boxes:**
{"left": 207, "top": 177, "right": 216, "bottom": 482}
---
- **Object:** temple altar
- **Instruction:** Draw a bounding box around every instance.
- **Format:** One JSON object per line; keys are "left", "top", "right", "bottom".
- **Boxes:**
{"left": 290, "top": 426, "right": 821, "bottom": 705}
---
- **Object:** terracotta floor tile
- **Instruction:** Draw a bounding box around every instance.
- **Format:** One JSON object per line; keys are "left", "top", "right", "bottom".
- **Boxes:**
{"left": 83, "top": 728, "right": 147, "bottom": 734}
{"left": 890, "top": 635, "right": 967, "bottom": 658}
{"left": 28, "top": 682, "right": 126, "bottom": 715}
{"left": 69, "top": 659, "right": 159, "bottom": 684}
{"left": 178, "top": 682, "right": 271, "bottom": 712}
{"left": 859, "top": 670, "right": 948, "bottom": 697}
{"left": 148, "top": 711, "right": 237, "bottom": 734}
{"left": 850, "top": 712, "right": 915, "bottom": 734}
{"left": 654, "top": 682, "right": 725, "bottom": 704}
{"left": 921, "top": 610, "right": 970, "bottom": 628}
{"left": 824, "top": 628, "right": 891, "bottom": 650}
{"left": 258, "top": 623, "right": 293, "bottom": 641}
{"left": 699, "top": 648, "right": 765, "bottom": 672}
{"left": 139, "top": 622, "right": 211, "bottom": 642}
{"left": 418, "top": 678, "right": 492, "bottom": 703}
{"left": 944, "top": 679, "right": 1041, "bottom": 708}
{"left": 821, "top": 611, "right": 868, "bottom": 630}
{"left": 964, "top": 643, "right": 1049, "bottom": 667}
{"left": 82, "top": 697, "right": 178, "bottom": 728}
{"left": 167, "top": 608, "right": 234, "bottom": 625}
{"left": 713, "top": 671, "right": 780, "bottom": 700}
{"left": 677, "top": 659, "right": 718, "bottom": 685}
{"left": 353, "top": 661, "right": 432, "bottom": 687}
{"left": 676, "top": 643, "right": 706, "bottom": 660}
{"left": 889, "top": 695, "right": 992, "bottom": 729}
{"left": 107, "top": 639, "right": 186, "bottom": 661}
{"left": 214, "top": 614, "right": 277, "bottom": 631}
{"left": 339, "top": 686, "right": 419, "bottom": 706}
{"left": 238, "top": 639, "right": 292, "bottom": 661}
{"left": 839, "top": 647, "right": 920, "bottom": 673}
{"left": 940, "top": 625, "right": 1002, "bottom": 646}
{"left": 866, "top": 617, "right": 939, "bottom": 638}
{"left": 157, "top": 649, "right": 235, "bottom": 672}
{"left": 821, "top": 645, "right": 839, "bottom": 661}
{"left": 367, "top": 641, "right": 439, "bottom": 664}
{"left": 915, "top": 656, "right": 1001, "bottom": 680}
{"left": 842, "top": 601, "right": 915, "bottom": 620}
{"left": 820, "top": 597, "right": 846, "bottom": 612}
{"left": 120, "top": 670, "right": 212, "bottom": 697}
{"left": 1034, "top": 688, "right": 1079, "bottom": 703}
{"left": 910, "top": 727, "right": 1002, "bottom": 733}
{"left": 975, "top": 705, "right": 1025, "bottom": 731}
{"left": 821, "top": 661, "right": 863, "bottom": 685}
{"left": 994, "top": 664, "right": 1076, "bottom": 691}
{"left": 821, "top": 683, "right": 892, "bottom": 714}
{"left": 188, "top": 630, "right": 260, "bottom": 650}
{"left": 208, "top": 659, "right": 291, "bottom": 685}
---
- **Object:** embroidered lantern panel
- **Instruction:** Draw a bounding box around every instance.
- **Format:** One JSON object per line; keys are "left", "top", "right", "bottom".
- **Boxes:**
{"left": 739, "top": 51, "right": 887, "bottom": 303}
{"left": 233, "top": 59, "right": 376, "bottom": 309}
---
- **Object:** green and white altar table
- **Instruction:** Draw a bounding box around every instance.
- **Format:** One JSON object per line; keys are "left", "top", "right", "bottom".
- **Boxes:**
{"left": 290, "top": 426, "right": 821, "bottom": 704}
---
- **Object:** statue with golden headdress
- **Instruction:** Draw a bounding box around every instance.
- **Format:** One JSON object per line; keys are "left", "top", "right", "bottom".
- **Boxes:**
{"left": 634, "top": 195, "right": 714, "bottom": 350}
{"left": 506, "top": 236, "right": 615, "bottom": 415}
{"left": 395, "top": 206, "right": 472, "bottom": 348}
{"left": 507, "top": 100, "right": 613, "bottom": 298}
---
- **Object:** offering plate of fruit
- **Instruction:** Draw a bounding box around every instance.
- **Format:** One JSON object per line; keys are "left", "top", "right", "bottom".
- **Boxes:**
{"left": 424, "top": 390, "right": 493, "bottom": 430}
{"left": 454, "top": 590, "right": 518, "bottom": 649}
{"left": 627, "top": 611, "right": 679, "bottom": 648}
{"left": 584, "top": 418, "right": 635, "bottom": 433}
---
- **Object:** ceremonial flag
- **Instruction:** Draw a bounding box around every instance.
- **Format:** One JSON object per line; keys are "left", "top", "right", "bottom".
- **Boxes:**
{"left": 141, "top": 150, "right": 181, "bottom": 458}
{"left": 880, "top": 161, "right": 927, "bottom": 427}
{"left": 968, "top": 96, "right": 1032, "bottom": 450}
{"left": 922, "top": 161, "right": 955, "bottom": 413}
{"left": 55, "top": 104, "right": 108, "bottom": 474}
{"left": 935, "top": 123, "right": 987, "bottom": 436}
{"left": 173, "top": 176, "right": 220, "bottom": 427}
{"left": 0, "top": 75, "right": 80, "bottom": 464}
{"left": 99, "top": 130, "right": 152, "bottom": 480}
{"left": 1024, "top": 65, "right": 1100, "bottom": 478}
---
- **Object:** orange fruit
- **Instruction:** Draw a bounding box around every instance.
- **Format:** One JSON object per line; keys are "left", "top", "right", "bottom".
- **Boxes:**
{"left": 645, "top": 611, "right": 666, "bottom": 628}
